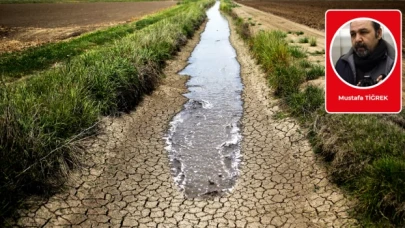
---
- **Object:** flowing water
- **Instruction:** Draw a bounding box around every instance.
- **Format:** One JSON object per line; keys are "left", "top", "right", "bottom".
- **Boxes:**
{"left": 165, "top": 1, "right": 243, "bottom": 198}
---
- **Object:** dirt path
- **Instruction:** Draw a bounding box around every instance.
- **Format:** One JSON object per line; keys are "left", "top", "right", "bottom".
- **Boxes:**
{"left": 9, "top": 8, "right": 358, "bottom": 228}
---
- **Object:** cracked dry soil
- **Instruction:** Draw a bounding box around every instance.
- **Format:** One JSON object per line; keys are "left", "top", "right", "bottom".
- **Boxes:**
{"left": 10, "top": 14, "right": 358, "bottom": 228}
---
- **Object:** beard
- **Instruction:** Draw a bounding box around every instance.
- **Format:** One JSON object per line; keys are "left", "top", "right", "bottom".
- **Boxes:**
{"left": 354, "top": 43, "right": 370, "bottom": 58}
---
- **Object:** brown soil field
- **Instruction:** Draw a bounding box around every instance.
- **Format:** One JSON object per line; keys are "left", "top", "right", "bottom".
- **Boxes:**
{"left": 0, "top": 1, "right": 176, "bottom": 53}
{"left": 235, "top": 0, "right": 405, "bottom": 51}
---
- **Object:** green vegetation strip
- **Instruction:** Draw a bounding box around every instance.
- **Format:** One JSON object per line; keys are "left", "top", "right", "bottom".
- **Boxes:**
{"left": 0, "top": 0, "right": 214, "bottom": 222}
{"left": 221, "top": 0, "right": 405, "bottom": 227}
{"left": 0, "top": 4, "right": 184, "bottom": 81}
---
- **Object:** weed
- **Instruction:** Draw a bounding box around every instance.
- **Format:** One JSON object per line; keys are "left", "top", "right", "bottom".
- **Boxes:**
{"left": 298, "top": 36, "right": 309, "bottom": 43}
{"left": 251, "top": 30, "right": 290, "bottom": 72}
{"left": 358, "top": 157, "right": 405, "bottom": 225}
{"left": 313, "top": 112, "right": 405, "bottom": 226}
{"left": 270, "top": 64, "right": 305, "bottom": 97}
{"left": 288, "top": 45, "right": 306, "bottom": 59}
{"left": 294, "top": 31, "right": 304, "bottom": 35}
{"left": 285, "top": 86, "right": 323, "bottom": 120}
{"left": 298, "top": 59, "right": 312, "bottom": 68}
{"left": 309, "top": 37, "right": 317, "bottom": 46}
{"left": 311, "top": 49, "right": 325, "bottom": 55}
{"left": 273, "top": 111, "right": 288, "bottom": 120}
{"left": 305, "top": 64, "right": 324, "bottom": 80}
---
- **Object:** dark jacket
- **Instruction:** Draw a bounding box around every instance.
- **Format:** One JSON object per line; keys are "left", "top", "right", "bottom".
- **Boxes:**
{"left": 335, "top": 39, "right": 395, "bottom": 85}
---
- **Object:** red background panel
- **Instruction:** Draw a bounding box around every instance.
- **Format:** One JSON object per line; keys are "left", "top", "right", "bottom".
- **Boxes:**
{"left": 325, "top": 10, "right": 402, "bottom": 113}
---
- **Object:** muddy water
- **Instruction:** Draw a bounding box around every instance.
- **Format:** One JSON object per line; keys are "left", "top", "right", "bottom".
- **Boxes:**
{"left": 165, "top": 1, "right": 243, "bottom": 198}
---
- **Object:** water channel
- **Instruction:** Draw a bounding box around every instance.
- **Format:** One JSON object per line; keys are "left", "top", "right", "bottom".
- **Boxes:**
{"left": 165, "top": 1, "right": 243, "bottom": 198}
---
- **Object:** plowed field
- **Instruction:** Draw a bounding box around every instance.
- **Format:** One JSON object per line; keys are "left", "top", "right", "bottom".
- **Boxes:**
{"left": 0, "top": 1, "right": 176, "bottom": 53}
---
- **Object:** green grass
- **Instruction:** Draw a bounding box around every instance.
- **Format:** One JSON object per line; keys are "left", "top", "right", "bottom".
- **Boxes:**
{"left": 273, "top": 111, "right": 288, "bottom": 120}
{"left": 309, "top": 37, "right": 317, "bottom": 46}
{"left": 298, "top": 36, "right": 309, "bottom": 43}
{"left": 305, "top": 64, "right": 324, "bottom": 80}
{"left": 219, "top": 0, "right": 238, "bottom": 14}
{"left": 286, "top": 85, "right": 324, "bottom": 121}
{"left": 223, "top": 2, "right": 405, "bottom": 226}
{"left": 298, "top": 59, "right": 311, "bottom": 68}
{"left": 294, "top": 31, "right": 304, "bottom": 36}
{"left": 250, "top": 30, "right": 289, "bottom": 73}
{"left": 0, "top": 4, "right": 185, "bottom": 81}
{"left": 313, "top": 112, "right": 405, "bottom": 226}
{"left": 310, "top": 49, "right": 325, "bottom": 56}
{"left": 0, "top": 0, "right": 214, "bottom": 224}
{"left": 288, "top": 45, "right": 306, "bottom": 59}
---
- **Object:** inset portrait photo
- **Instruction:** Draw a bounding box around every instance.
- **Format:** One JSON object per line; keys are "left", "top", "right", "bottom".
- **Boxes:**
{"left": 330, "top": 18, "right": 397, "bottom": 88}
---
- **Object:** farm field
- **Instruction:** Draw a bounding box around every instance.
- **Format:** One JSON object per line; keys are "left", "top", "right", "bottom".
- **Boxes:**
{"left": 235, "top": 0, "right": 405, "bottom": 51}
{"left": 0, "top": 1, "right": 176, "bottom": 53}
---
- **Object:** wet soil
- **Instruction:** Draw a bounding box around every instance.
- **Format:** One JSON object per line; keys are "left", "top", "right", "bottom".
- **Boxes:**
{"left": 0, "top": 2, "right": 176, "bottom": 53}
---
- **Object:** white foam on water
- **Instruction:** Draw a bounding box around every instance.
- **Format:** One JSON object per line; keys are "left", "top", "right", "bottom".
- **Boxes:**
{"left": 164, "top": 112, "right": 188, "bottom": 192}
{"left": 201, "top": 99, "right": 213, "bottom": 109}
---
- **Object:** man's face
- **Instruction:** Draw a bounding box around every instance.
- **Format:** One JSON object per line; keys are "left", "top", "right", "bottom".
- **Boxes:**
{"left": 350, "top": 20, "right": 381, "bottom": 58}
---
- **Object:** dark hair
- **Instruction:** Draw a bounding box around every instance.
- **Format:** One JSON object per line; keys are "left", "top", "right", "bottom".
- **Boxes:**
{"left": 349, "top": 20, "right": 381, "bottom": 38}
{"left": 372, "top": 21, "right": 381, "bottom": 38}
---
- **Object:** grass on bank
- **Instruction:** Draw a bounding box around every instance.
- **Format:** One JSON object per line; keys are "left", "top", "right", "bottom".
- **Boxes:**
{"left": 0, "top": 0, "right": 214, "bottom": 224}
{"left": 309, "top": 49, "right": 325, "bottom": 56}
{"left": 298, "top": 36, "right": 309, "bottom": 43}
{"left": 221, "top": 0, "right": 405, "bottom": 226}
{"left": 0, "top": 4, "right": 185, "bottom": 81}
{"left": 309, "top": 37, "right": 317, "bottom": 46}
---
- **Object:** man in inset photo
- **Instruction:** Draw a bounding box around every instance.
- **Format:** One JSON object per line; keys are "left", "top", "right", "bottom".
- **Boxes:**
{"left": 335, "top": 19, "right": 395, "bottom": 87}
